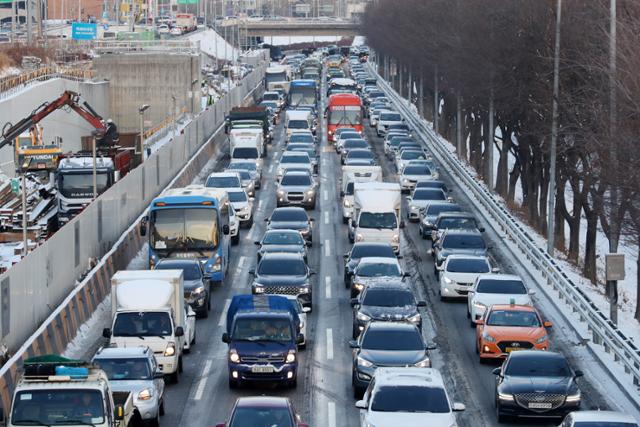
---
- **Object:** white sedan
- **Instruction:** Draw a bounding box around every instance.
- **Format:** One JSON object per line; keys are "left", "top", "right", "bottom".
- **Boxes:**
{"left": 467, "top": 274, "right": 534, "bottom": 326}
{"left": 440, "top": 255, "right": 496, "bottom": 300}
{"left": 356, "top": 367, "right": 464, "bottom": 427}
{"left": 560, "top": 411, "right": 639, "bottom": 427}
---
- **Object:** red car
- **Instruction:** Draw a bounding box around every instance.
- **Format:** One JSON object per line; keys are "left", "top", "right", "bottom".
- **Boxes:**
{"left": 216, "top": 396, "right": 308, "bottom": 427}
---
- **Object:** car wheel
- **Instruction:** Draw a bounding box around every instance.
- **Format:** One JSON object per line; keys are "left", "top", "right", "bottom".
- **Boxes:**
{"left": 169, "top": 370, "right": 179, "bottom": 384}
{"left": 231, "top": 234, "right": 240, "bottom": 245}
{"left": 147, "top": 413, "right": 160, "bottom": 427}
{"left": 289, "top": 377, "right": 297, "bottom": 389}
{"left": 159, "top": 400, "right": 165, "bottom": 416}
{"left": 229, "top": 378, "right": 238, "bottom": 389}
{"left": 496, "top": 401, "right": 506, "bottom": 423}
{"left": 352, "top": 325, "right": 358, "bottom": 339}
{"left": 191, "top": 330, "right": 196, "bottom": 345}
{"left": 475, "top": 340, "right": 480, "bottom": 355}
{"left": 343, "top": 216, "right": 348, "bottom": 224}
{"left": 470, "top": 319, "right": 476, "bottom": 328}
{"left": 178, "top": 357, "right": 183, "bottom": 373}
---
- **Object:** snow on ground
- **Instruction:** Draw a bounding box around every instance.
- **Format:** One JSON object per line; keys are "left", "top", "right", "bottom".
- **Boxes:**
{"left": 189, "top": 28, "right": 238, "bottom": 60}
{"left": 264, "top": 35, "right": 341, "bottom": 46}
{"left": 0, "top": 67, "right": 21, "bottom": 79}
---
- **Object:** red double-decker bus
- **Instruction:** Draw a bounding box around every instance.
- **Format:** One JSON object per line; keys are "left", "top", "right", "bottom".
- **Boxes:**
{"left": 326, "top": 93, "right": 363, "bottom": 142}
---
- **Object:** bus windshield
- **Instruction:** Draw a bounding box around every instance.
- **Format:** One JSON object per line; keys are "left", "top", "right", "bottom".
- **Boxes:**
{"left": 290, "top": 86, "right": 316, "bottom": 107}
{"left": 151, "top": 208, "right": 219, "bottom": 250}
{"left": 329, "top": 107, "right": 362, "bottom": 126}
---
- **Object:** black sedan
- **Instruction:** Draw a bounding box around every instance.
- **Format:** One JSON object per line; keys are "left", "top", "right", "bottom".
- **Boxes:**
{"left": 494, "top": 350, "right": 583, "bottom": 422}
{"left": 343, "top": 242, "right": 396, "bottom": 287}
{"left": 351, "top": 282, "right": 426, "bottom": 338}
{"left": 215, "top": 396, "right": 308, "bottom": 427}
{"left": 266, "top": 207, "right": 314, "bottom": 244}
{"left": 349, "top": 322, "right": 434, "bottom": 398}
{"left": 250, "top": 252, "right": 315, "bottom": 310}
{"left": 254, "top": 229, "right": 308, "bottom": 264}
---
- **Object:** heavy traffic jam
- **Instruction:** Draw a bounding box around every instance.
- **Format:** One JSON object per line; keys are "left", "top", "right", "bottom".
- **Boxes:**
{"left": 4, "top": 44, "right": 638, "bottom": 427}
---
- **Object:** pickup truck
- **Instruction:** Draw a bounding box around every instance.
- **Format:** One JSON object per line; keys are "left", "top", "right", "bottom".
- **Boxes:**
{"left": 6, "top": 355, "right": 134, "bottom": 427}
{"left": 222, "top": 295, "right": 303, "bottom": 389}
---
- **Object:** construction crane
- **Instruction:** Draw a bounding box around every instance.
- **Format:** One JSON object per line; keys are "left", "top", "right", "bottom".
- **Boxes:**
{"left": 0, "top": 90, "right": 119, "bottom": 173}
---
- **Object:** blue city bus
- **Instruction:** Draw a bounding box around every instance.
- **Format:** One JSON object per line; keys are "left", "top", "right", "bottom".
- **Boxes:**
{"left": 288, "top": 79, "right": 318, "bottom": 110}
{"left": 141, "top": 186, "right": 231, "bottom": 286}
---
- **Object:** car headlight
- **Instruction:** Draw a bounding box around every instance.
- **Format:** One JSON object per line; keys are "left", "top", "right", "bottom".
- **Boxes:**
{"left": 192, "top": 286, "right": 205, "bottom": 297}
{"left": 211, "top": 257, "right": 222, "bottom": 272}
{"left": 407, "top": 313, "right": 421, "bottom": 323}
{"left": 277, "top": 168, "right": 284, "bottom": 176}
{"left": 356, "top": 312, "right": 371, "bottom": 321}
{"left": 498, "top": 392, "right": 514, "bottom": 402}
{"left": 277, "top": 189, "right": 285, "bottom": 196}
{"left": 286, "top": 350, "right": 296, "bottom": 363}
{"left": 356, "top": 233, "right": 364, "bottom": 242}
{"left": 164, "top": 342, "right": 176, "bottom": 357}
{"left": 343, "top": 199, "right": 351, "bottom": 208}
{"left": 354, "top": 282, "right": 364, "bottom": 291}
{"left": 392, "top": 234, "right": 399, "bottom": 243}
{"left": 414, "top": 357, "right": 431, "bottom": 368}
{"left": 565, "top": 391, "right": 581, "bottom": 403}
{"left": 307, "top": 189, "right": 315, "bottom": 196}
{"left": 443, "top": 276, "right": 454, "bottom": 284}
{"left": 137, "top": 388, "right": 153, "bottom": 401}
{"left": 357, "top": 356, "right": 374, "bottom": 368}
{"left": 229, "top": 350, "right": 240, "bottom": 363}
{"left": 402, "top": 178, "right": 409, "bottom": 183}
{"left": 535, "top": 334, "right": 548, "bottom": 344}
{"left": 253, "top": 283, "right": 265, "bottom": 293}
{"left": 482, "top": 331, "right": 496, "bottom": 342}
{"left": 299, "top": 285, "right": 310, "bottom": 294}
{"left": 473, "top": 302, "right": 487, "bottom": 312}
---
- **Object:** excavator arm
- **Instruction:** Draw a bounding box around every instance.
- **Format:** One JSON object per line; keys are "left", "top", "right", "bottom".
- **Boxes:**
{"left": 0, "top": 91, "right": 117, "bottom": 150}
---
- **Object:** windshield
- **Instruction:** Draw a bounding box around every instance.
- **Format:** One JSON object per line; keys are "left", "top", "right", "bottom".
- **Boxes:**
{"left": 357, "top": 263, "right": 401, "bottom": 277}
{"left": 206, "top": 176, "right": 240, "bottom": 188}
{"left": 344, "top": 140, "right": 368, "bottom": 149}
{"left": 476, "top": 279, "right": 527, "bottom": 294}
{"left": 289, "top": 134, "right": 314, "bottom": 144}
{"left": 438, "top": 217, "right": 477, "bottom": 229}
{"left": 404, "top": 165, "right": 431, "bottom": 176}
{"left": 413, "top": 189, "right": 445, "bottom": 201}
{"left": 263, "top": 231, "right": 304, "bottom": 245}
{"left": 263, "top": 93, "right": 280, "bottom": 101}
{"left": 282, "top": 155, "right": 309, "bottom": 164}
{"left": 487, "top": 310, "right": 541, "bottom": 327}
{"left": 58, "top": 172, "right": 110, "bottom": 199}
{"left": 232, "top": 147, "right": 259, "bottom": 159}
{"left": 94, "top": 358, "right": 152, "bottom": 380}
{"left": 363, "top": 289, "right": 414, "bottom": 307}
{"left": 446, "top": 258, "right": 490, "bottom": 273}
{"left": 370, "top": 386, "right": 450, "bottom": 413}
{"left": 156, "top": 262, "right": 202, "bottom": 280}
{"left": 505, "top": 355, "right": 572, "bottom": 377}
{"left": 427, "top": 204, "right": 462, "bottom": 216}
{"left": 361, "top": 328, "right": 423, "bottom": 351}
{"left": 329, "top": 108, "right": 362, "bottom": 126}
{"left": 258, "top": 258, "right": 307, "bottom": 276}
{"left": 442, "top": 234, "right": 486, "bottom": 250}
{"left": 348, "top": 150, "right": 373, "bottom": 159}
{"left": 113, "top": 311, "right": 172, "bottom": 337}
{"left": 358, "top": 212, "right": 397, "bottom": 229}
{"left": 151, "top": 208, "right": 218, "bottom": 250}
{"left": 232, "top": 318, "right": 293, "bottom": 342}
{"left": 230, "top": 162, "right": 257, "bottom": 172}
{"left": 339, "top": 132, "right": 360, "bottom": 140}
{"left": 230, "top": 407, "right": 293, "bottom": 427}
{"left": 271, "top": 209, "right": 307, "bottom": 222}
{"left": 290, "top": 86, "right": 316, "bottom": 106}
{"left": 228, "top": 191, "right": 248, "bottom": 203}
{"left": 351, "top": 245, "right": 394, "bottom": 259}
{"left": 401, "top": 151, "right": 426, "bottom": 160}
{"left": 12, "top": 390, "right": 106, "bottom": 425}
{"left": 288, "top": 120, "right": 309, "bottom": 129}
{"left": 281, "top": 174, "right": 312, "bottom": 186}
{"left": 380, "top": 113, "right": 402, "bottom": 121}
{"left": 265, "top": 71, "right": 287, "bottom": 85}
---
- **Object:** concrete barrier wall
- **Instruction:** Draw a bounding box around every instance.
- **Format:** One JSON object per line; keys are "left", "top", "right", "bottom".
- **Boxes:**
{"left": 0, "top": 65, "right": 266, "bottom": 409}
{"left": 0, "top": 79, "right": 110, "bottom": 177}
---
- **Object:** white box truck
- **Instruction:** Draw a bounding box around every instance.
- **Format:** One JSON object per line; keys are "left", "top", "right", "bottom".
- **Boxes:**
{"left": 103, "top": 270, "right": 186, "bottom": 383}
{"left": 348, "top": 182, "right": 403, "bottom": 254}
{"left": 229, "top": 128, "right": 265, "bottom": 158}
{"left": 340, "top": 165, "right": 382, "bottom": 223}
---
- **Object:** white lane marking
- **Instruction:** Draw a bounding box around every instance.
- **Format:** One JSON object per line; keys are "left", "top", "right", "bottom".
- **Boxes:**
{"left": 327, "top": 401, "right": 336, "bottom": 427}
{"left": 324, "top": 211, "right": 330, "bottom": 224}
{"left": 326, "top": 328, "right": 334, "bottom": 360}
{"left": 193, "top": 359, "right": 212, "bottom": 401}
{"left": 218, "top": 299, "right": 231, "bottom": 326}
{"left": 257, "top": 199, "right": 264, "bottom": 211}
{"left": 235, "top": 256, "right": 246, "bottom": 274}
{"left": 325, "top": 276, "right": 331, "bottom": 299}
{"left": 324, "top": 240, "right": 331, "bottom": 257}
{"left": 323, "top": 190, "right": 329, "bottom": 201}
{"left": 268, "top": 165, "right": 274, "bottom": 173}
{"left": 244, "top": 224, "right": 255, "bottom": 240}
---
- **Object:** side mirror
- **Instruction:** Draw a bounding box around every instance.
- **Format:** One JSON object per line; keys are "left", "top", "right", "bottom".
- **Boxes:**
{"left": 154, "top": 372, "right": 164, "bottom": 379}
{"left": 397, "top": 255, "right": 404, "bottom": 259}
{"left": 222, "top": 225, "right": 230, "bottom": 235}
{"left": 299, "top": 424, "right": 309, "bottom": 427}
{"left": 452, "top": 402, "right": 466, "bottom": 412}
{"left": 543, "top": 321, "right": 553, "bottom": 328}
{"left": 350, "top": 298, "right": 359, "bottom": 307}
{"left": 528, "top": 290, "right": 536, "bottom": 296}
{"left": 254, "top": 241, "right": 261, "bottom": 245}
{"left": 492, "top": 367, "right": 501, "bottom": 376}
{"left": 102, "top": 328, "right": 112, "bottom": 338}
{"left": 491, "top": 267, "right": 501, "bottom": 273}
{"left": 222, "top": 332, "right": 230, "bottom": 343}
{"left": 175, "top": 326, "right": 184, "bottom": 337}
{"left": 309, "top": 269, "right": 316, "bottom": 276}
{"left": 264, "top": 218, "right": 269, "bottom": 222}
{"left": 114, "top": 404, "right": 125, "bottom": 420}
{"left": 476, "top": 319, "right": 484, "bottom": 326}
{"left": 355, "top": 400, "right": 367, "bottom": 409}
{"left": 302, "top": 307, "right": 311, "bottom": 313}
{"left": 343, "top": 253, "right": 349, "bottom": 259}
{"left": 403, "top": 272, "right": 411, "bottom": 278}
{"left": 348, "top": 340, "right": 359, "bottom": 349}
{"left": 426, "top": 342, "right": 437, "bottom": 350}
{"left": 249, "top": 197, "right": 255, "bottom": 202}
{"left": 417, "top": 300, "right": 427, "bottom": 307}
{"left": 215, "top": 424, "right": 226, "bottom": 427}
{"left": 574, "top": 370, "right": 584, "bottom": 378}
{"left": 400, "top": 220, "right": 405, "bottom": 228}
{"left": 309, "top": 218, "right": 315, "bottom": 223}
{"left": 140, "top": 216, "right": 148, "bottom": 236}
{"left": 479, "top": 227, "right": 486, "bottom": 232}
{"left": 340, "top": 191, "right": 345, "bottom": 197}
{"left": 249, "top": 268, "right": 255, "bottom": 275}
{"left": 296, "top": 334, "right": 304, "bottom": 344}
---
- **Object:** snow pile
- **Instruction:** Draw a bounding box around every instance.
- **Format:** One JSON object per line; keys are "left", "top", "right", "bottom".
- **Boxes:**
{"left": 0, "top": 67, "right": 21, "bottom": 79}
{"left": 188, "top": 28, "right": 238, "bottom": 60}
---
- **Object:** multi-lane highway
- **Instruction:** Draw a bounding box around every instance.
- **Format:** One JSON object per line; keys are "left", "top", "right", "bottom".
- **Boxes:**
{"left": 65, "top": 57, "right": 631, "bottom": 427}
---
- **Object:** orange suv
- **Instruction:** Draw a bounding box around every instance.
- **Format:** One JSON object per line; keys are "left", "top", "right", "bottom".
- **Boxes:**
{"left": 476, "top": 304, "right": 551, "bottom": 361}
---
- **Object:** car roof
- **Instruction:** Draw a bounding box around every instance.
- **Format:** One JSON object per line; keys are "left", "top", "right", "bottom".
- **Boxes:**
{"left": 352, "top": 242, "right": 394, "bottom": 249}
{"left": 489, "top": 304, "right": 536, "bottom": 312}
{"left": 365, "top": 282, "right": 413, "bottom": 292}
{"left": 367, "top": 321, "right": 418, "bottom": 332}
{"left": 477, "top": 273, "right": 522, "bottom": 282}
{"left": 507, "top": 350, "right": 566, "bottom": 361}
{"left": 208, "top": 171, "right": 240, "bottom": 178}
{"left": 442, "top": 228, "right": 483, "bottom": 237}
{"left": 272, "top": 206, "right": 306, "bottom": 214}
{"left": 569, "top": 411, "right": 638, "bottom": 423}
{"left": 358, "top": 256, "right": 399, "bottom": 265}
{"left": 94, "top": 346, "right": 152, "bottom": 359}
{"left": 261, "top": 252, "right": 305, "bottom": 261}
{"left": 235, "top": 396, "right": 290, "bottom": 408}
{"left": 374, "top": 367, "right": 445, "bottom": 388}
{"left": 446, "top": 254, "right": 489, "bottom": 261}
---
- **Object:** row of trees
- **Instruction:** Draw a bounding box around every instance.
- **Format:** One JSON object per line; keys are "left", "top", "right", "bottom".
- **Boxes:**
{"left": 361, "top": 0, "right": 640, "bottom": 321}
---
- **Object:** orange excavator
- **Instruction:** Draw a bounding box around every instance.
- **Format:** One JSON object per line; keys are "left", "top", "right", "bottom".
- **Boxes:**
{"left": 0, "top": 90, "right": 120, "bottom": 173}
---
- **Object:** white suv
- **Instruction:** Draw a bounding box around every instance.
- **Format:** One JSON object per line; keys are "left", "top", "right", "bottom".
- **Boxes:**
{"left": 356, "top": 367, "right": 465, "bottom": 427}
{"left": 467, "top": 274, "right": 535, "bottom": 325}
{"left": 376, "top": 111, "right": 403, "bottom": 137}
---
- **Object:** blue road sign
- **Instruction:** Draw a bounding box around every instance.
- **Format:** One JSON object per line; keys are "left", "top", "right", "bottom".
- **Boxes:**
{"left": 71, "top": 22, "right": 98, "bottom": 40}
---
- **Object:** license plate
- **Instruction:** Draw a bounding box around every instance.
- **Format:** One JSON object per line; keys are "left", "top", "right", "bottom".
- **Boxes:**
{"left": 528, "top": 402, "right": 552, "bottom": 409}
{"left": 506, "top": 346, "right": 524, "bottom": 353}
{"left": 251, "top": 365, "right": 274, "bottom": 373}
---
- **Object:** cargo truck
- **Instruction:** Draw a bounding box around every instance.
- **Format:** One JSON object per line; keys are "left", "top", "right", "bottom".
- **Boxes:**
{"left": 340, "top": 165, "right": 382, "bottom": 223}
{"left": 7, "top": 355, "right": 134, "bottom": 427}
{"left": 102, "top": 270, "right": 187, "bottom": 383}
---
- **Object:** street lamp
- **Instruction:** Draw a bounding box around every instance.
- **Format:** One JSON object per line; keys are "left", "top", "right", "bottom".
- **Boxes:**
{"left": 138, "top": 104, "right": 150, "bottom": 160}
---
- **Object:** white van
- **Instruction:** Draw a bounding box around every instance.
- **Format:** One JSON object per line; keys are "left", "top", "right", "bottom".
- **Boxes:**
{"left": 285, "top": 110, "right": 313, "bottom": 139}
{"left": 340, "top": 165, "right": 382, "bottom": 223}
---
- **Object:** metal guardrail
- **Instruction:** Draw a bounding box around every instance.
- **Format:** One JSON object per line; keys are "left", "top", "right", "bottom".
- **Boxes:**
{"left": 370, "top": 65, "right": 640, "bottom": 392}
{"left": 0, "top": 66, "right": 94, "bottom": 100}
{"left": 91, "top": 40, "right": 200, "bottom": 55}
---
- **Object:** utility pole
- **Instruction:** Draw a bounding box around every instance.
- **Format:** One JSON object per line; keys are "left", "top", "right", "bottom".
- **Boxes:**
{"left": 486, "top": 89, "right": 494, "bottom": 188}
{"left": 456, "top": 92, "right": 462, "bottom": 158}
{"left": 433, "top": 65, "right": 439, "bottom": 134}
{"left": 546, "top": 0, "right": 562, "bottom": 255}
{"left": 21, "top": 173, "right": 27, "bottom": 256}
